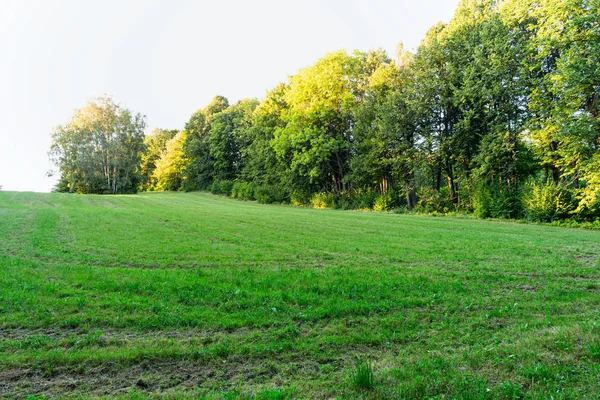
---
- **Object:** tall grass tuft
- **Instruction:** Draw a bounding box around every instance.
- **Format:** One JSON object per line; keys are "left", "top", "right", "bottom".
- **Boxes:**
{"left": 352, "top": 359, "right": 375, "bottom": 390}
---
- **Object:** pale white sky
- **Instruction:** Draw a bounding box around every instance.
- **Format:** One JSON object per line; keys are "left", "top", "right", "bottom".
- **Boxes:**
{"left": 0, "top": 0, "right": 459, "bottom": 192}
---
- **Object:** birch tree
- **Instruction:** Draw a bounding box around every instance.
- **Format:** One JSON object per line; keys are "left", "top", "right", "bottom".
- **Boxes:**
{"left": 50, "top": 96, "right": 146, "bottom": 194}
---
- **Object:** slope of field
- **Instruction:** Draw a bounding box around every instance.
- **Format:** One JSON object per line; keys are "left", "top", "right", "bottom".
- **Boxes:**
{"left": 0, "top": 191, "right": 599, "bottom": 399}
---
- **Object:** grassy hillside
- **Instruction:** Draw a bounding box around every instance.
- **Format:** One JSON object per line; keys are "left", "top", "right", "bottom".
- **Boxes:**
{"left": 1, "top": 191, "right": 599, "bottom": 399}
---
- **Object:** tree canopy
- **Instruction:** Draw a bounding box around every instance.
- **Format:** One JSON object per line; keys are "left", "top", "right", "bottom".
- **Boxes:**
{"left": 50, "top": 96, "right": 146, "bottom": 194}
{"left": 50, "top": 0, "right": 600, "bottom": 222}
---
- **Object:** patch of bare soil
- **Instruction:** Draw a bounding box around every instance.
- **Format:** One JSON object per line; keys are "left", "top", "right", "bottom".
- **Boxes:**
{"left": 516, "top": 285, "right": 538, "bottom": 292}
{"left": 0, "top": 355, "right": 300, "bottom": 399}
{"left": 0, "top": 327, "right": 248, "bottom": 343}
{"left": 0, "top": 326, "right": 351, "bottom": 398}
{"left": 563, "top": 244, "right": 600, "bottom": 268}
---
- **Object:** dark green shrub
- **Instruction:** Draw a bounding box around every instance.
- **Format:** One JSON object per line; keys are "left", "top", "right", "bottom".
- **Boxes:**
{"left": 231, "top": 181, "right": 255, "bottom": 200}
{"left": 473, "top": 182, "right": 522, "bottom": 219}
{"left": 336, "top": 191, "right": 353, "bottom": 210}
{"left": 351, "top": 189, "right": 378, "bottom": 209}
{"left": 254, "top": 185, "right": 289, "bottom": 204}
{"left": 415, "top": 187, "right": 454, "bottom": 214}
{"left": 335, "top": 189, "right": 400, "bottom": 210}
{"left": 334, "top": 191, "right": 356, "bottom": 210}
{"left": 210, "top": 179, "right": 235, "bottom": 196}
{"left": 53, "top": 178, "right": 71, "bottom": 193}
{"left": 455, "top": 180, "right": 475, "bottom": 213}
{"left": 290, "top": 190, "right": 312, "bottom": 206}
{"left": 209, "top": 180, "right": 219, "bottom": 195}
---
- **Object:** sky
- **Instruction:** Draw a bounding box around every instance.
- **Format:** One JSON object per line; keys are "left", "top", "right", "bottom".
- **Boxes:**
{"left": 0, "top": 0, "right": 460, "bottom": 192}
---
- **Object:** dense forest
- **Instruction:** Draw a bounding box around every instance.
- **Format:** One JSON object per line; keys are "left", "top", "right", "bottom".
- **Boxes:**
{"left": 50, "top": 0, "right": 600, "bottom": 223}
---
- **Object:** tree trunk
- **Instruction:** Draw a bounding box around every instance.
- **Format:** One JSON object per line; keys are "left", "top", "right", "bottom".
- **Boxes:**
{"left": 112, "top": 166, "right": 118, "bottom": 194}
{"left": 447, "top": 164, "right": 457, "bottom": 204}
{"left": 435, "top": 166, "right": 442, "bottom": 191}
{"left": 552, "top": 167, "right": 560, "bottom": 185}
{"left": 406, "top": 172, "right": 416, "bottom": 210}
{"left": 380, "top": 177, "right": 389, "bottom": 195}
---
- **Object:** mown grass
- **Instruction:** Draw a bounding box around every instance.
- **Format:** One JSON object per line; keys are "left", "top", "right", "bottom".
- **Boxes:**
{"left": 0, "top": 191, "right": 599, "bottom": 399}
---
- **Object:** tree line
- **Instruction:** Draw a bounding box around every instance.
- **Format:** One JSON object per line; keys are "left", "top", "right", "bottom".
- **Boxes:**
{"left": 50, "top": 0, "right": 600, "bottom": 222}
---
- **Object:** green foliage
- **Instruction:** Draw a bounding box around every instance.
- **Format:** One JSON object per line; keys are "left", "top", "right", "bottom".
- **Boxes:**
{"left": 311, "top": 192, "right": 336, "bottom": 209}
{"left": 294, "top": 189, "right": 388, "bottom": 211}
{"left": 153, "top": 131, "right": 189, "bottom": 192}
{"left": 49, "top": 96, "right": 146, "bottom": 194}
{"left": 524, "top": 181, "right": 577, "bottom": 222}
{"left": 139, "top": 128, "right": 179, "bottom": 191}
{"left": 576, "top": 156, "right": 600, "bottom": 216}
{"left": 51, "top": 0, "right": 598, "bottom": 225}
{"left": 210, "top": 179, "right": 235, "bottom": 196}
{"left": 590, "top": 341, "right": 600, "bottom": 361}
{"left": 272, "top": 50, "right": 389, "bottom": 194}
{"left": 415, "top": 187, "right": 454, "bottom": 214}
{"left": 134, "top": 0, "right": 594, "bottom": 223}
{"left": 518, "top": 0, "right": 600, "bottom": 215}
{"left": 351, "top": 53, "right": 418, "bottom": 209}
{"left": 334, "top": 191, "right": 355, "bottom": 210}
{"left": 349, "top": 189, "right": 379, "bottom": 210}
{"left": 210, "top": 99, "right": 259, "bottom": 182}
{"left": 473, "top": 182, "right": 522, "bottom": 219}
{"left": 181, "top": 96, "right": 231, "bottom": 191}
{"left": 204, "top": 95, "right": 230, "bottom": 117}
{"left": 231, "top": 181, "right": 255, "bottom": 201}
{"left": 240, "top": 84, "right": 289, "bottom": 188}
{"left": 290, "top": 190, "right": 312, "bottom": 207}
{"left": 373, "top": 194, "right": 393, "bottom": 212}
{"left": 254, "top": 184, "right": 289, "bottom": 204}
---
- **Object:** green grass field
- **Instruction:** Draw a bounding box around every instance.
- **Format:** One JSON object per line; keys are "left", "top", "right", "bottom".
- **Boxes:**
{"left": 1, "top": 191, "right": 599, "bottom": 399}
